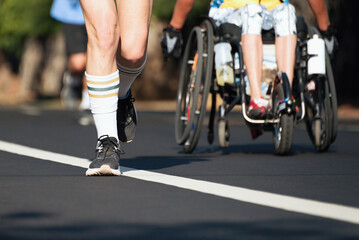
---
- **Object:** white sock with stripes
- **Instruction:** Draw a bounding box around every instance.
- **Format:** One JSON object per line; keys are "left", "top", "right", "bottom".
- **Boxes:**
{"left": 85, "top": 71, "right": 120, "bottom": 141}
{"left": 117, "top": 55, "right": 147, "bottom": 99}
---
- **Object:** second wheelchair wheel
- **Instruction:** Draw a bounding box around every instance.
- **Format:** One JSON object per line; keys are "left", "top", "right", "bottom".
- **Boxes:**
{"left": 272, "top": 79, "right": 294, "bottom": 155}
{"left": 183, "top": 20, "right": 214, "bottom": 153}
{"left": 309, "top": 26, "right": 338, "bottom": 144}
{"left": 175, "top": 27, "right": 204, "bottom": 145}
{"left": 305, "top": 79, "right": 332, "bottom": 152}
{"left": 325, "top": 51, "right": 338, "bottom": 143}
{"left": 218, "top": 119, "right": 229, "bottom": 149}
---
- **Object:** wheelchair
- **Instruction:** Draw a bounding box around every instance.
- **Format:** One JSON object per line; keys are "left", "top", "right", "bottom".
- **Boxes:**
{"left": 174, "top": 16, "right": 337, "bottom": 155}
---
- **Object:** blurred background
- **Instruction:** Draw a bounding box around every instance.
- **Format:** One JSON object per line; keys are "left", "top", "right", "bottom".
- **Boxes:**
{"left": 0, "top": 0, "right": 356, "bottom": 109}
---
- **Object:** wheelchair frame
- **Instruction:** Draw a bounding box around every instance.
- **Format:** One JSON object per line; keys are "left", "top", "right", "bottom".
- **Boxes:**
{"left": 174, "top": 16, "right": 337, "bottom": 154}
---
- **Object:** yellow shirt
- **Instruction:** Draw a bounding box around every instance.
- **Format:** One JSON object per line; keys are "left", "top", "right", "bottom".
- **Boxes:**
{"left": 212, "top": 0, "right": 286, "bottom": 10}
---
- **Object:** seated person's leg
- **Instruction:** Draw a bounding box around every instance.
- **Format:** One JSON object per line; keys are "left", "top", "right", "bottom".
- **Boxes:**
{"left": 275, "top": 35, "right": 297, "bottom": 86}
{"left": 242, "top": 34, "right": 262, "bottom": 101}
{"left": 273, "top": 3, "right": 297, "bottom": 86}
{"left": 240, "top": 4, "right": 268, "bottom": 118}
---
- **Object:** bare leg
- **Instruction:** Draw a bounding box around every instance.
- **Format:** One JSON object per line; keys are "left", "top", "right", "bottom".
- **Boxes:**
{"left": 80, "top": 0, "right": 119, "bottom": 75}
{"left": 67, "top": 52, "right": 89, "bottom": 110}
{"left": 116, "top": 0, "right": 153, "bottom": 68}
{"left": 242, "top": 34, "right": 263, "bottom": 101}
{"left": 275, "top": 34, "right": 297, "bottom": 86}
{"left": 115, "top": 0, "right": 152, "bottom": 98}
{"left": 68, "top": 53, "right": 86, "bottom": 75}
{"left": 80, "top": 0, "right": 120, "bottom": 141}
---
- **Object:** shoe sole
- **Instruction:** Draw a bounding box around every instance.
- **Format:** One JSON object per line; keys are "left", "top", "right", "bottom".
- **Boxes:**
{"left": 86, "top": 165, "right": 121, "bottom": 176}
{"left": 118, "top": 105, "right": 137, "bottom": 144}
{"left": 118, "top": 122, "right": 136, "bottom": 143}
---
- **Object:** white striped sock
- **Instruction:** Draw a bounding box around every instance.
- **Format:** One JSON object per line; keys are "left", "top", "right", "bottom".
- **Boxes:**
{"left": 85, "top": 71, "right": 120, "bottom": 140}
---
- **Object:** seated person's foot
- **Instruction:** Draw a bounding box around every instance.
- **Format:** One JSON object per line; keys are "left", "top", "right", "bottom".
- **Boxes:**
{"left": 247, "top": 97, "right": 268, "bottom": 119}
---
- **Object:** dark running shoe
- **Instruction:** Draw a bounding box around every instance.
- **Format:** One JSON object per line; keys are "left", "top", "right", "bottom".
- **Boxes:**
{"left": 61, "top": 71, "right": 82, "bottom": 110}
{"left": 86, "top": 136, "right": 123, "bottom": 176}
{"left": 117, "top": 90, "right": 137, "bottom": 143}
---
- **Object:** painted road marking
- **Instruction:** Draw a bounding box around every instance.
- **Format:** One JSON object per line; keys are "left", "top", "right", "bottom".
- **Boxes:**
{"left": 1, "top": 140, "right": 359, "bottom": 225}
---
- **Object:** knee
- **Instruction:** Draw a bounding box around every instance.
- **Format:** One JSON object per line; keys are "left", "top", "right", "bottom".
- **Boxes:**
{"left": 89, "top": 23, "right": 119, "bottom": 55}
{"left": 120, "top": 33, "right": 148, "bottom": 66}
{"left": 121, "top": 44, "right": 147, "bottom": 66}
{"left": 122, "top": 48, "right": 146, "bottom": 66}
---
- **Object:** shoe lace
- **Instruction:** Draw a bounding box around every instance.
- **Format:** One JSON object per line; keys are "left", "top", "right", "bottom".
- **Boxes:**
{"left": 96, "top": 135, "right": 124, "bottom": 157}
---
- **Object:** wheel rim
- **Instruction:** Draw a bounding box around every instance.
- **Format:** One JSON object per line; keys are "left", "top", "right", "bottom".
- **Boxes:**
{"left": 181, "top": 20, "right": 214, "bottom": 153}
{"left": 175, "top": 27, "right": 204, "bottom": 145}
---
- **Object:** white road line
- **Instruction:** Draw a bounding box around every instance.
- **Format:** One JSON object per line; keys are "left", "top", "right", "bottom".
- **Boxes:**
{"left": 1, "top": 139, "right": 359, "bottom": 225}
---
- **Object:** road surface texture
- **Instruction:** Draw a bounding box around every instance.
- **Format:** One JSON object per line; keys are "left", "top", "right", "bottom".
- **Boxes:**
{"left": 0, "top": 104, "right": 358, "bottom": 239}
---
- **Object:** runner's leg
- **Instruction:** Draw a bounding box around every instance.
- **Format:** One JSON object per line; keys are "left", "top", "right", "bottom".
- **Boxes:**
{"left": 115, "top": 0, "right": 152, "bottom": 98}
{"left": 114, "top": 0, "right": 153, "bottom": 143}
{"left": 80, "top": 0, "right": 120, "bottom": 140}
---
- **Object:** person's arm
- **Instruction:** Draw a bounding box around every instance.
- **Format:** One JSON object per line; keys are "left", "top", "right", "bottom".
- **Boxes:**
{"left": 161, "top": 0, "right": 195, "bottom": 60}
{"left": 169, "top": 0, "right": 195, "bottom": 29}
{"left": 307, "top": 0, "right": 330, "bottom": 31}
{"left": 307, "top": 0, "right": 337, "bottom": 56}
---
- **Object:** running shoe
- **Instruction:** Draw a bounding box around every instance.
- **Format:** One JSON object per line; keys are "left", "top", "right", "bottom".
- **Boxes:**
{"left": 117, "top": 90, "right": 137, "bottom": 143}
{"left": 78, "top": 110, "right": 94, "bottom": 126}
{"left": 61, "top": 71, "right": 82, "bottom": 110}
{"left": 247, "top": 97, "right": 268, "bottom": 119}
{"left": 86, "top": 136, "right": 123, "bottom": 176}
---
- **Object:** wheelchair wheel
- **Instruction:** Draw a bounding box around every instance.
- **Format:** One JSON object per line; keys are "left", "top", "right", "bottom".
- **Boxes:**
{"left": 175, "top": 27, "right": 203, "bottom": 145}
{"left": 309, "top": 26, "right": 338, "bottom": 144}
{"left": 325, "top": 49, "right": 338, "bottom": 143}
{"left": 218, "top": 119, "right": 229, "bottom": 149}
{"left": 183, "top": 20, "right": 214, "bottom": 153}
{"left": 272, "top": 75, "right": 294, "bottom": 155}
{"left": 305, "top": 79, "right": 332, "bottom": 152}
{"left": 304, "top": 26, "right": 335, "bottom": 151}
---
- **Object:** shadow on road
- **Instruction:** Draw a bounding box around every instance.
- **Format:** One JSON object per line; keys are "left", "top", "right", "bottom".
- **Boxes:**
{"left": 1, "top": 212, "right": 356, "bottom": 240}
{"left": 121, "top": 155, "right": 209, "bottom": 171}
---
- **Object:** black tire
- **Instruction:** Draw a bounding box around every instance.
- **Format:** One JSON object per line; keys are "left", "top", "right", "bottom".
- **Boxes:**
{"left": 305, "top": 79, "right": 332, "bottom": 152}
{"left": 325, "top": 48, "right": 338, "bottom": 143}
{"left": 218, "top": 119, "right": 229, "bottom": 149}
{"left": 272, "top": 82, "right": 294, "bottom": 155}
{"left": 183, "top": 20, "right": 214, "bottom": 153}
{"left": 304, "top": 26, "right": 335, "bottom": 151}
{"left": 309, "top": 26, "right": 338, "bottom": 144}
{"left": 175, "top": 27, "right": 204, "bottom": 145}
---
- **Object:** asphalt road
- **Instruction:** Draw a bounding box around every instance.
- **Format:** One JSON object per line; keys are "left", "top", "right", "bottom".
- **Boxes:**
{"left": 0, "top": 106, "right": 359, "bottom": 239}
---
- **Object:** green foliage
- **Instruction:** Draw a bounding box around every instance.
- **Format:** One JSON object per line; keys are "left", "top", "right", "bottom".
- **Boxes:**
{"left": 0, "top": 0, "right": 210, "bottom": 58}
{"left": 0, "top": 0, "right": 60, "bottom": 57}
{"left": 152, "top": 0, "right": 210, "bottom": 24}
